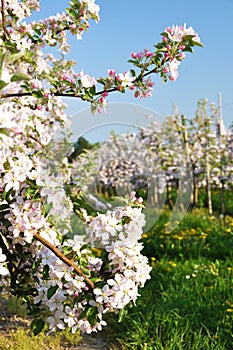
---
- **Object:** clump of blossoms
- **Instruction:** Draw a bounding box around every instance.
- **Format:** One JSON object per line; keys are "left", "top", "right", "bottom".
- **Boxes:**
{"left": 0, "top": 0, "right": 203, "bottom": 336}
{"left": 29, "top": 195, "right": 150, "bottom": 334}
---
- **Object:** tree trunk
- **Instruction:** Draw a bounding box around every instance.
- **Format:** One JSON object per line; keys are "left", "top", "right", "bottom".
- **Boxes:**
{"left": 166, "top": 181, "right": 173, "bottom": 210}
{"left": 192, "top": 167, "right": 199, "bottom": 208}
{"left": 206, "top": 153, "right": 213, "bottom": 216}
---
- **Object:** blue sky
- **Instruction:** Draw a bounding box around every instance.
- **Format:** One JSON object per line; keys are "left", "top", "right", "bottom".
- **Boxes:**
{"left": 32, "top": 1, "right": 233, "bottom": 140}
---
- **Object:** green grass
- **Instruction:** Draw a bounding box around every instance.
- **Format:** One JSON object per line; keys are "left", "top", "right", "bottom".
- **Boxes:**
{"left": 0, "top": 297, "right": 82, "bottom": 350}
{"left": 107, "top": 209, "right": 233, "bottom": 350}
{"left": 0, "top": 327, "right": 83, "bottom": 350}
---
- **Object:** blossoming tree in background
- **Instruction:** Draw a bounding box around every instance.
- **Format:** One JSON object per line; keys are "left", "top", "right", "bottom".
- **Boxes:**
{"left": 0, "top": 0, "right": 203, "bottom": 335}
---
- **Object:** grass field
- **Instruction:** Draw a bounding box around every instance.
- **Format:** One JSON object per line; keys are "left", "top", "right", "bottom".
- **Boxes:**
{"left": 107, "top": 209, "right": 233, "bottom": 350}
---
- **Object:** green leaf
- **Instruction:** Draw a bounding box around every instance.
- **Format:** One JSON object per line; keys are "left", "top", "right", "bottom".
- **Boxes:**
{"left": 4, "top": 41, "right": 17, "bottom": 50}
{"left": 130, "top": 69, "right": 136, "bottom": 77}
{"left": 43, "top": 202, "right": 53, "bottom": 217}
{"left": 183, "top": 47, "right": 193, "bottom": 53}
{"left": 20, "top": 82, "right": 31, "bottom": 92}
{"left": 0, "top": 203, "right": 9, "bottom": 211}
{"left": 91, "top": 277, "right": 102, "bottom": 283}
{"left": 30, "top": 319, "right": 45, "bottom": 336}
{"left": 32, "top": 89, "right": 44, "bottom": 98}
{"left": 90, "top": 104, "right": 97, "bottom": 115}
{"left": 42, "top": 264, "right": 50, "bottom": 279}
{"left": 97, "top": 78, "right": 106, "bottom": 85}
{"left": 0, "top": 52, "right": 6, "bottom": 79}
{"left": 155, "top": 43, "right": 166, "bottom": 50}
{"left": 192, "top": 40, "right": 204, "bottom": 47}
{"left": 70, "top": 0, "right": 81, "bottom": 9}
{"left": 47, "top": 285, "right": 59, "bottom": 300}
{"left": 0, "top": 127, "right": 9, "bottom": 136}
{"left": 128, "top": 59, "right": 137, "bottom": 64}
{"left": 11, "top": 72, "right": 31, "bottom": 82}
{"left": 0, "top": 79, "right": 7, "bottom": 90}
{"left": 81, "top": 267, "right": 91, "bottom": 276}
{"left": 33, "top": 28, "right": 42, "bottom": 36}
{"left": 160, "top": 31, "right": 169, "bottom": 37}
{"left": 32, "top": 261, "right": 39, "bottom": 274}
{"left": 89, "top": 86, "right": 96, "bottom": 96}
{"left": 183, "top": 34, "right": 196, "bottom": 41}
{"left": 7, "top": 52, "right": 25, "bottom": 63}
{"left": 66, "top": 8, "right": 76, "bottom": 18}
{"left": 82, "top": 93, "right": 92, "bottom": 101}
{"left": 24, "top": 51, "right": 37, "bottom": 66}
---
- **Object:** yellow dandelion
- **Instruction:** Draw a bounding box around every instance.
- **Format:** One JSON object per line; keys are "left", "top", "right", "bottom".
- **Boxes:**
{"left": 151, "top": 257, "right": 156, "bottom": 261}
{"left": 226, "top": 309, "right": 233, "bottom": 313}
{"left": 227, "top": 267, "right": 232, "bottom": 271}
{"left": 142, "top": 233, "right": 148, "bottom": 239}
{"left": 168, "top": 261, "right": 177, "bottom": 267}
{"left": 173, "top": 234, "right": 183, "bottom": 240}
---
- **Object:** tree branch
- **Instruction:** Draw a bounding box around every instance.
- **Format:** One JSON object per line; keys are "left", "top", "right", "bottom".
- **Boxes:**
{"left": 0, "top": 92, "right": 82, "bottom": 99}
{"left": 0, "top": 67, "right": 159, "bottom": 100}
{"left": 1, "top": 0, "right": 9, "bottom": 41}
{"left": 33, "top": 232, "right": 94, "bottom": 290}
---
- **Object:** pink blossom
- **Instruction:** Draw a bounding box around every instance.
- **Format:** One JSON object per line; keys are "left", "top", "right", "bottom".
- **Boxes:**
{"left": 169, "top": 71, "right": 179, "bottom": 81}
{"left": 165, "top": 23, "right": 200, "bottom": 43}
{"left": 108, "top": 69, "right": 116, "bottom": 77}
{"left": 144, "top": 49, "right": 153, "bottom": 58}
{"left": 179, "top": 52, "right": 186, "bottom": 60}
{"left": 62, "top": 74, "right": 69, "bottom": 80}
{"left": 137, "top": 197, "right": 143, "bottom": 204}
{"left": 136, "top": 52, "right": 143, "bottom": 59}
{"left": 101, "top": 91, "right": 109, "bottom": 97}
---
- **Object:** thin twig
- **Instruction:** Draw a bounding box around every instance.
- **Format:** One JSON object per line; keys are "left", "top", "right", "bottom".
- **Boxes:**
{"left": 0, "top": 91, "right": 83, "bottom": 99}
{"left": 33, "top": 232, "right": 94, "bottom": 290}
{"left": 0, "top": 69, "right": 158, "bottom": 100}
